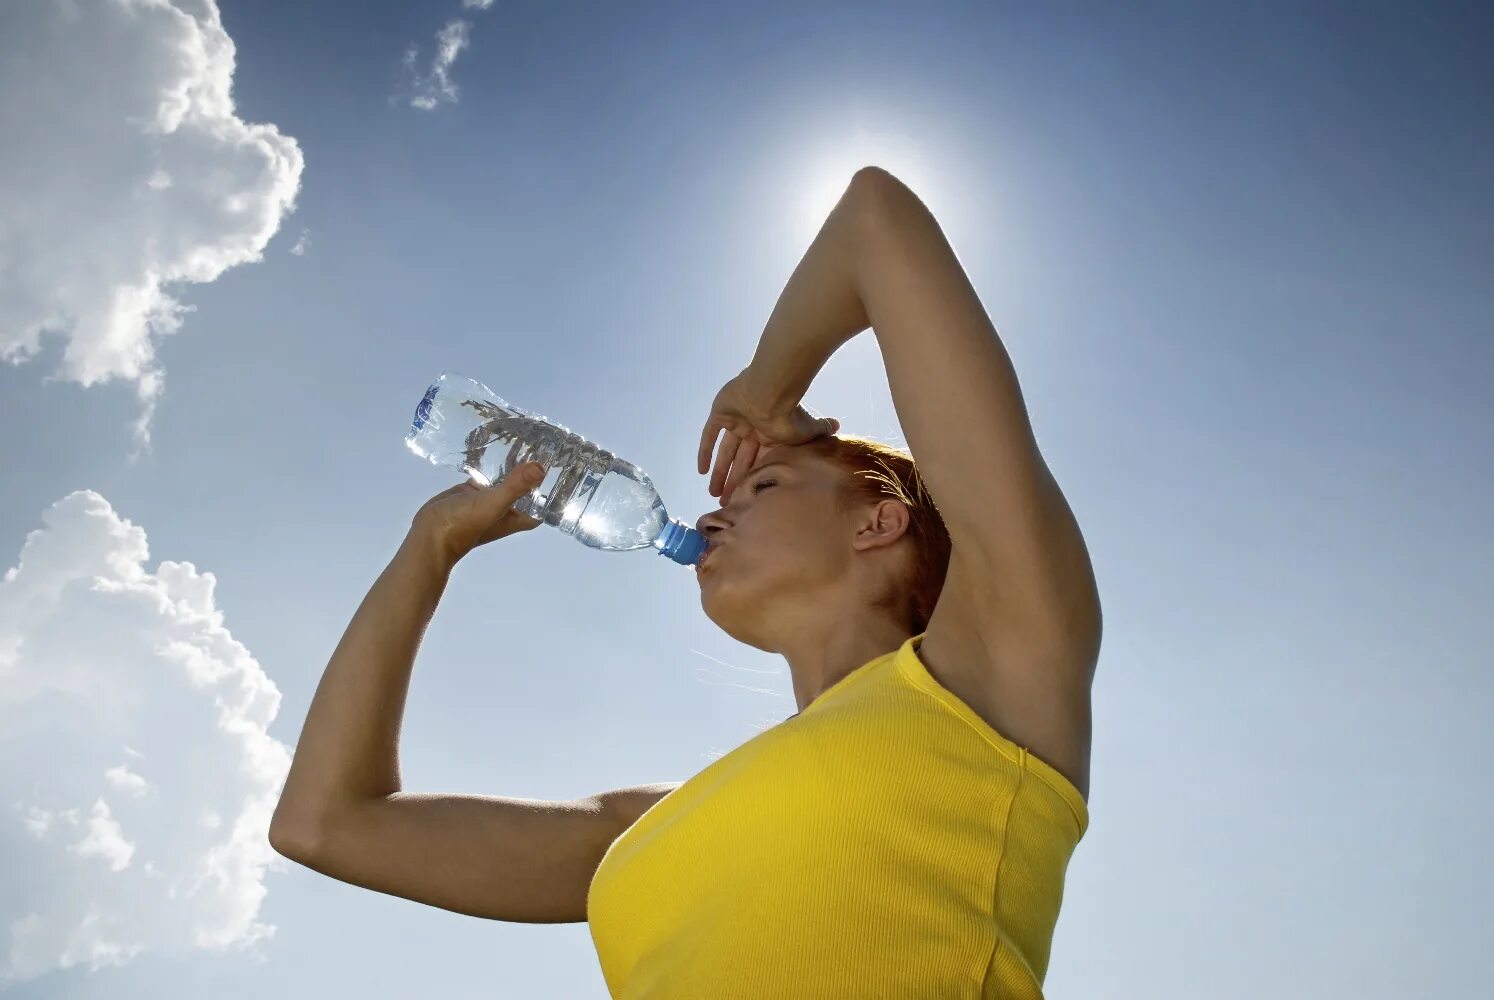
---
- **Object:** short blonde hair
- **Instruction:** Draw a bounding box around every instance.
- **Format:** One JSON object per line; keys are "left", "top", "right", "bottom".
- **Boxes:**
{"left": 803, "top": 434, "right": 952, "bottom": 635}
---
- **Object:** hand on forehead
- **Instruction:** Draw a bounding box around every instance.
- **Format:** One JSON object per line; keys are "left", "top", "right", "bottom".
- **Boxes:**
{"left": 752, "top": 445, "right": 784, "bottom": 468}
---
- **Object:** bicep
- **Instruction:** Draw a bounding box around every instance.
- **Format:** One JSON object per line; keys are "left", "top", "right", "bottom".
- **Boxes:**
{"left": 274, "top": 791, "right": 625, "bottom": 925}
{"left": 597, "top": 781, "right": 684, "bottom": 832}
{"left": 851, "top": 167, "right": 1100, "bottom": 653}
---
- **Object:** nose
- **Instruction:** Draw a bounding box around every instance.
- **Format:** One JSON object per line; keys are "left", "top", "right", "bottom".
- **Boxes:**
{"left": 695, "top": 507, "right": 729, "bottom": 538}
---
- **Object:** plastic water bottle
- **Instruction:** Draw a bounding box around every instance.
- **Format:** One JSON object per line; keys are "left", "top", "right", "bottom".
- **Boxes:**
{"left": 404, "top": 371, "right": 707, "bottom": 567}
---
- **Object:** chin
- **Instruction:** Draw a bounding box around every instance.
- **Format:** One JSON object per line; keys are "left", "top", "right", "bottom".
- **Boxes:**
{"left": 699, "top": 597, "right": 771, "bottom": 651}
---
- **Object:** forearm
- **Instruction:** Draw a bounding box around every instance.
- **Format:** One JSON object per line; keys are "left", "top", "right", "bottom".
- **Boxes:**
{"left": 745, "top": 174, "right": 876, "bottom": 410}
{"left": 273, "top": 528, "right": 452, "bottom": 827}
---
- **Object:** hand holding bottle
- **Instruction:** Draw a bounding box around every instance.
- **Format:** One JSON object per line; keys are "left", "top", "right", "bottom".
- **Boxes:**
{"left": 406, "top": 371, "right": 707, "bottom": 566}
{"left": 410, "top": 462, "right": 547, "bottom": 565}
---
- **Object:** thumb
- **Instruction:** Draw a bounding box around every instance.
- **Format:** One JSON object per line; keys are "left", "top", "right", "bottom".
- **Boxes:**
{"left": 507, "top": 462, "right": 545, "bottom": 492}
{"left": 483, "top": 462, "right": 545, "bottom": 524}
{"left": 790, "top": 407, "right": 839, "bottom": 441}
{"left": 477, "top": 462, "right": 542, "bottom": 508}
{"left": 803, "top": 414, "right": 839, "bottom": 437}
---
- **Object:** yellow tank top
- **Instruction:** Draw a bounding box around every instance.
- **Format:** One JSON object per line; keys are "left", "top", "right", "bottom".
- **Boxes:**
{"left": 587, "top": 633, "right": 1089, "bottom": 999}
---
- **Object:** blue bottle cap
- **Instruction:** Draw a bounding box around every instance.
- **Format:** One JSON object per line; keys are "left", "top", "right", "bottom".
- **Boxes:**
{"left": 656, "top": 520, "right": 707, "bottom": 566}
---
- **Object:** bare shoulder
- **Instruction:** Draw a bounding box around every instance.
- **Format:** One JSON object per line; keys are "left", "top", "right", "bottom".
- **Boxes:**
{"left": 596, "top": 781, "right": 685, "bottom": 834}
{"left": 920, "top": 546, "right": 1096, "bottom": 801}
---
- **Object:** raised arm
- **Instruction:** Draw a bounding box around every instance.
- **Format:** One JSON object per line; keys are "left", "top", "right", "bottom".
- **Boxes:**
{"left": 268, "top": 471, "right": 678, "bottom": 924}
{"left": 850, "top": 167, "right": 1100, "bottom": 658}
{"left": 732, "top": 166, "right": 1099, "bottom": 666}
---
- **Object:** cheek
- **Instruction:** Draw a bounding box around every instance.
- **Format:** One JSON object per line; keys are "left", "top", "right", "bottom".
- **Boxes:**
{"left": 760, "top": 526, "right": 842, "bottom": 581}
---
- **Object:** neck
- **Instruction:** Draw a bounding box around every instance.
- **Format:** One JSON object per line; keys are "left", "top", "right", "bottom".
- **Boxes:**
{"left": 778, "top": 615, "right": 913, "bottom": 713}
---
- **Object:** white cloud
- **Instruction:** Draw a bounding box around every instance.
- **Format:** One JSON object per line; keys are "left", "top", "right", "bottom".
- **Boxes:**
{"left": 0, "top": 492, "right": 292, "bottom": 986}
{"left": 67, "top": 799, "right": 135, "bottom": 873}
{"left": 403, "top": 0, "right": 501, "bottom": 112}
{"left": 0, "top": 1, "right": 303, "bottom": 458}
{"left": 21, "top": 806, "right": 56, "bottom": 840}
{"left": 405, "top": 19, "right": 473, "bottom": 111}
{"left": 289, "top": 229, "right": 310, "bottom": 256}
{"left": 105, "top": 765, "right": 153, "bottom": 799}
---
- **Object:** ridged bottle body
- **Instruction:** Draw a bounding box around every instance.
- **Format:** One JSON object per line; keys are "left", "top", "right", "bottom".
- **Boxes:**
{"left": 404, "top": 372, "right": 705, "bottom": 566}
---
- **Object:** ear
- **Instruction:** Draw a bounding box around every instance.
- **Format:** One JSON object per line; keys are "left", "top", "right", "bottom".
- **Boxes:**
{"left": 852, "top": 499, "right": 912, "bottom": 553}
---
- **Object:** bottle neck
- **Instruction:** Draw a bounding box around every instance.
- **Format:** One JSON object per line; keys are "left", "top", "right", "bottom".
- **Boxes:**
{"left": 654, "top": 518, "right": 707, "bottom": 566}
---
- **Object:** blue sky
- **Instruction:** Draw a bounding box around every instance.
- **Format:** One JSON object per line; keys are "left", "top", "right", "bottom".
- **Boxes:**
{"left": 1, "top": 1, "right": 1490, "bottom": 996}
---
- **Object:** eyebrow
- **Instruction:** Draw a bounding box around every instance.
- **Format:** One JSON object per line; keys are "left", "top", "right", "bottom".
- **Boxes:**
{"left": 715, "top": 461, "right": 794, "bottom": 508}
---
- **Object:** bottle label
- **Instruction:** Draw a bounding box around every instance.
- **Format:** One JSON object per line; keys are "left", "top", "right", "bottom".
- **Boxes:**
{"left": 412, "top": 385, "right": 438, "bottom": 431}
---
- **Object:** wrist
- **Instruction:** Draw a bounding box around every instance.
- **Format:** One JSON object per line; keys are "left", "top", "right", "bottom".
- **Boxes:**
{"left": 740, "top": 358, "right": 810, "bottom": 419}
{"left": 400, "top": 522, "right": 459, "bottom": 576}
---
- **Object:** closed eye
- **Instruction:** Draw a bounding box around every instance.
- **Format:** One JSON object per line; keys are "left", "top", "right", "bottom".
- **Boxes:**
{"left": 751, "top": 479, "right": 776, "bottom": 494}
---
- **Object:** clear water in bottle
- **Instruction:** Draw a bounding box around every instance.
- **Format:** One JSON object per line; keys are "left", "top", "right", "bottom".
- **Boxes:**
{"left": 404, "top": 371, "right": 707, "bottom": 567}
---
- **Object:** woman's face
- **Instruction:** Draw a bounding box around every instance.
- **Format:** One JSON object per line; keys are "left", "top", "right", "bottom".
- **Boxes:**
{"left": 693, "top": 445, "right": 876, "bottom": 649}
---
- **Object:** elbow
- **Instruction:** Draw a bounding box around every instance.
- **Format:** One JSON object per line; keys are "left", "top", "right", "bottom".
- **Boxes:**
{"left": 268, "top": 806, "right": 324, "bottom": 862}
{"left": 845, "top": 165, "right": 922, "bottom": 239}
{"left": 850, "top": 164, "right": 897, "bottom": 190}
{"left": 848, "top": 165, "right": 911, "bottom": 208}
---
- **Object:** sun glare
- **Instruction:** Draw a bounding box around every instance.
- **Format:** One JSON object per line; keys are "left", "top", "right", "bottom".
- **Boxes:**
{"left": 790, "top": 124, "right": 950, "bottom": 244}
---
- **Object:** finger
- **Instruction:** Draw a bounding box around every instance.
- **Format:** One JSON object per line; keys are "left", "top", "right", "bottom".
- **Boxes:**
{"left": 792, "top": 407, "right": 840, "bottom": 441}
{"left": 507, "top": 462, "right": 545, "bottom": 492}
{"left": 709, "top": 431, "right": 741, "bottom": 498}
{"left": 471, "top": 464, "right": 543, "bottom": 529}
{"left": 698, "top": 418, "right": 721, "bottom": 475}
{"left": 477, "top": 462, "right": 543, "bottom": 506}
{"left": 721, "top": 438, "right": 760, "bottom": 503}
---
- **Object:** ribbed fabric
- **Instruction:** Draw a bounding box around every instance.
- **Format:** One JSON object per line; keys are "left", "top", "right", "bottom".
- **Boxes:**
{"left": 587, "top": 633, "right": 1088, "bottom": 999}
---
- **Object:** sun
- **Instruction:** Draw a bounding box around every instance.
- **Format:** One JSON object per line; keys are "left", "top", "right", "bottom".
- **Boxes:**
{"left": 789, "top": 124, "right": 949, "bottom": 244}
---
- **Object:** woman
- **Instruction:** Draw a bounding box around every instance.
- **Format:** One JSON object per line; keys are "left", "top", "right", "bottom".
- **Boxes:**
{"left": 270, "top": 166, "right": 1101, "bottom": 999}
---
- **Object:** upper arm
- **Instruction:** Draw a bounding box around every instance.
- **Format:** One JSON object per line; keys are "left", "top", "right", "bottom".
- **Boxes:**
{"left": 848, "top": 166, "right": 1101, "bottom": 661}
{"left": 270, "top": 788, "right": 665, "bottom": 925}
{"left": 596, "top": 781, "right": 684, "bottom": 832}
